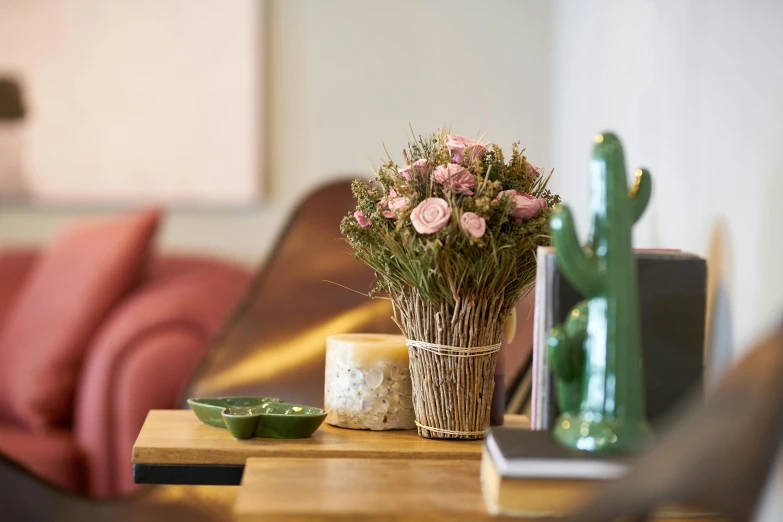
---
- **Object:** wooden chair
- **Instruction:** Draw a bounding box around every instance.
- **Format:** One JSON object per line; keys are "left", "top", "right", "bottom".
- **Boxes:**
{"left": 185, "top": 179, "right": 538, "bottom": 408}
{"left": 570, "top": 322, "right": 783, "bottom": 522}
{"left": 185, "top": 180, "right": 400, "bottom": 405}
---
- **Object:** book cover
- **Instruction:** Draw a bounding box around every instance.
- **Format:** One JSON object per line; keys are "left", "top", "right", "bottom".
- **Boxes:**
{"left": 486, "top": 427, "right": 627, "bottom": 479}
{"left": 531, "top": 247, "right": 707, "bottom": 430}
{"left": 481, "top": 427, "right": 715, "bottom": 518}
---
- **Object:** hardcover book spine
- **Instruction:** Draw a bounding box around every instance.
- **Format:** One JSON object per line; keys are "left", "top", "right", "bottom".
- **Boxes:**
{"left": 531, "top": 247, "right": 556, "bottom": 430}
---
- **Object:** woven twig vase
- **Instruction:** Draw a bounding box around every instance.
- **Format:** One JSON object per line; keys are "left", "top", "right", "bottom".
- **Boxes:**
{"left": 407, "top": 344, "right": 498, "bottom": 439}
{"left": 390, "top": 287, "right": 505, "bottom": 440}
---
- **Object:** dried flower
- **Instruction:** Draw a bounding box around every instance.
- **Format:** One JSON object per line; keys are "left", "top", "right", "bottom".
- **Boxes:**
{"left": 473, "top": 196, "right": 492, "bottom": 213}
{"left": 379, "top": 188, "right": 402, "bottom": 218}
{"left": 398, "top": 158, "right": 428, "bottom": 180}
{"left": 388, "top": 197, "right": 410, "bottom": 212}
{"left": 410, "top": 198, "right": 450, "bottom": 234}
{"left": 444, "top": 169, "right": 476, "bottom": 195}
{"left": 460, "top": 212, "right": 486, "bottom": 238}
{"left": 497, "top": 190, "right": 547, "bottom": 221}
{"left": 432, "top": 164, "right": 452, "bottom": 184}
{"left": 433, "top": 163, "right": 476, "bottom": 195}
{"left": 354, "top": 210, "right": 371, "bottom": 228}
{"left": 527, "top": 164, "right": 542, "bottom": 178}
{"left": 445, "top": 134, "right": 492, "bottom": 163}
{"left": 340, "top": 127, "right": 560, "bottom": 321}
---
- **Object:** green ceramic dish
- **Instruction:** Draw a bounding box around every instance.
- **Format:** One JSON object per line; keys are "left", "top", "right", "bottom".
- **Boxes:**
{"left": 187, "top": 397, "right": 281, "bottom": 430}
{"left": 221, "top": 402, "right": 328, "bottom": 440}
{"left": 187, "top": 397, "right": 327, "bottom": 440}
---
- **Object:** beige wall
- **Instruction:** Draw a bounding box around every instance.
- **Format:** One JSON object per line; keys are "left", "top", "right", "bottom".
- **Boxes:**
{"left": 548, "top": 2, "right": 783, "bottom": 519}
{"left": 0, "top": 0, "right": 262, "bottom": 204}
{"left": 0, "top": 0, "right": 552, "bottom": 265}
{"left": 549, "top": 0, "right": 783, "bottom": 361}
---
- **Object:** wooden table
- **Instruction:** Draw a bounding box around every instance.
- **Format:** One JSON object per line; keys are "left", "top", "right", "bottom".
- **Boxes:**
{"left": 235, "top": 458, "right": 503, "bottom": 521}
{"left": 132, "top": 410, "right": 528, "bottom": 486}
{"left": 132, "top": 411, "right": 723, "bottom": 521}
{"left": 234, "top": 458, "right": 722, "bottom": 522}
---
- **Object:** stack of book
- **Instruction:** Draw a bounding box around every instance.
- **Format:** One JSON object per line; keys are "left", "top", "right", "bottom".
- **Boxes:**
{"left": 481, "top": 427, "right": 625, "bottom": 516}
{"left": 481, "top": 427, "right": 710, "bottom": 518}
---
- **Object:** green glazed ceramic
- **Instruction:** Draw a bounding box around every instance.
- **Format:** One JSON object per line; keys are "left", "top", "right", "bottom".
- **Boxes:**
{"left": 187, "top": 397, "right": 281, "bottom": 429}
{"left": 547, "top": 132, "right": 653, "bottom": 454}
{"left": 187, "top": 397, "right": 327, "bottom": 440}
{"left": 221, "top": 403, "right": 327, "bottom": 440}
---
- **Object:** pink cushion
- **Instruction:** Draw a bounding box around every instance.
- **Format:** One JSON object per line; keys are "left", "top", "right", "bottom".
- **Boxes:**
{"left": 0, "top": 209, "right": 160, "bottom": 429}
{"left": 0, "top": 249, "right": 39, "bottom": 326}
{"left": 0, "top": 424, "right": 84, "bottom": 493}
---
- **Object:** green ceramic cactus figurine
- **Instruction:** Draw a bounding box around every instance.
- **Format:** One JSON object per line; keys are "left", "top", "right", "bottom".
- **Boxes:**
{"left": 547, "top": 132, "right": 653, "bottom": 453}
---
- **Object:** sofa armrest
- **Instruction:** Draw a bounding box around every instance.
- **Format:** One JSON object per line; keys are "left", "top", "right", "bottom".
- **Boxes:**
{"left": 73, "top": 264, "right": 249, "bottom": 498}
{"left": 0, "top": 248, "right": 39, "bottom": 324}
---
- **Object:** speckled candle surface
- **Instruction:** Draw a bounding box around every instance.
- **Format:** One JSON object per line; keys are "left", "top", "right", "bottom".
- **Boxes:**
{"left": 324, "top": 334, "right": 416, "bottom": 430}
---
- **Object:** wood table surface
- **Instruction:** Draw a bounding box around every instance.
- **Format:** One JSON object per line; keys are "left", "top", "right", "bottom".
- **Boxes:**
{"left": 131, "top": 410, "right": 528, "bottom": 485}
{"left": 132, "top": 411, "right": 725, "bottom": 520}
{"left": 234, "top": 458, "right": 723, "bottom": 522}
{"left": 133, "top": 410, "right": 529, "bottom": 466}
{"left": 235, "top": 458, "right": 502, "bottom": 522}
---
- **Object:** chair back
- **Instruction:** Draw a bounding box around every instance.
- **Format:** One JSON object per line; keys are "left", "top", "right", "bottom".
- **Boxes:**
{"left": 571, "top": 322, "right": 783, "bottom": 521}
{"left": 186, "top": 180, "right": 399, "bottom": 406}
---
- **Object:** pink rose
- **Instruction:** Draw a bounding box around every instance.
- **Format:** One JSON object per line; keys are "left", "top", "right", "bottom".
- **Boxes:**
{"left": 378, "top": 187, "right": 398, "bottom": 209}
{"left": 497, "top": 190, "right": 547, "bottom": 221}
{"left": 410, "top": 198, "right": 450, "bottom": 234}
{"left": 445, "top": 134, "right": 492, "bottom": 163}
{"left": 460, "top": 212, "right": 486, "bottom": 239}
{"left": 388, "top": 196, "right": 410, "bottom": 212}
{"left": 381, "top": 196, "right": 410, "bottom": 219}
{"left": 398, "top": 158, "right": 428, "bottom": 180}
{"left": 354, "top": 210, "right": 371, "bottom": 228}
{"left": 526, "top": 163, "right": 542, "bottom": 178}
{"left": 467, "top": 142, "right": 492, "bottom": 162}
{"left": 445, "top": 169, "right": 476, "bottom": 195}
{"left": 432, "top": 164, "right": 452, "bottom": 184}
{"left": 432, "top": 163, "right": 476, "bottom": 195}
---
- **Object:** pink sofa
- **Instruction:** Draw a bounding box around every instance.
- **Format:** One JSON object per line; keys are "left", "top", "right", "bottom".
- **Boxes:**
{"left": 0, "top": 248, "right": 251, "bottom": 498}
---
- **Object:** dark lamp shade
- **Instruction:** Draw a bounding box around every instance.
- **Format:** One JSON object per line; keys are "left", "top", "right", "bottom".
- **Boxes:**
{"left": 0, "top": 78, "right": 26, "bottom": 121}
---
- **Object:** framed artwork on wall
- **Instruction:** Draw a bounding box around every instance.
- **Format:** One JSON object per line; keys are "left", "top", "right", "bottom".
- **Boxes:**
{"left": 0, "top": 0, "right": 265, "bottom": 205}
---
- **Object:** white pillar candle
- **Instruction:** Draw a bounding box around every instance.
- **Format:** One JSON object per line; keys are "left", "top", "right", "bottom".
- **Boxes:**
{"left": 324, "top": 334, "right": 415, "bottom": 430}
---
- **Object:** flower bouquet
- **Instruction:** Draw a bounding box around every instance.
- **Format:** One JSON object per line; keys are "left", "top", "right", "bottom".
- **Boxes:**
{"left": 341, "top": 128, "right": 559, "bottom": 439}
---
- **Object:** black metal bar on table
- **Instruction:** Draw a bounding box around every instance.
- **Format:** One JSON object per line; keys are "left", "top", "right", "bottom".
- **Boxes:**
{"left": 133, "top": 463, "right": 244, "bottom": 485}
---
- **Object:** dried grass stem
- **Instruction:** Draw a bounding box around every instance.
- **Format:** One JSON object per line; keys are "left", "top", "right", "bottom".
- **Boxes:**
{"left": 390, "top": 287, "right": 505, "bottom": 439}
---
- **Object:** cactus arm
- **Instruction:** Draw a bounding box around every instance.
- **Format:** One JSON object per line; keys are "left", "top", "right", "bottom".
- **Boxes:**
{"left": 548, "top": 301, "right": 588, "bottom": 415}
{"left": 547, "top": 302, "right": 588, "bottom": 382}
{"left": 629, "top": 168, "right": 652, "bottom": 224}
{"left": 548, "top": 328, "right": 577, "bottom": 382}
{"left": 548, "top": 330, "right": 581, "bottom": 414}
{"left": 551, "top": 205, "right": 601, "bottom": 297}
